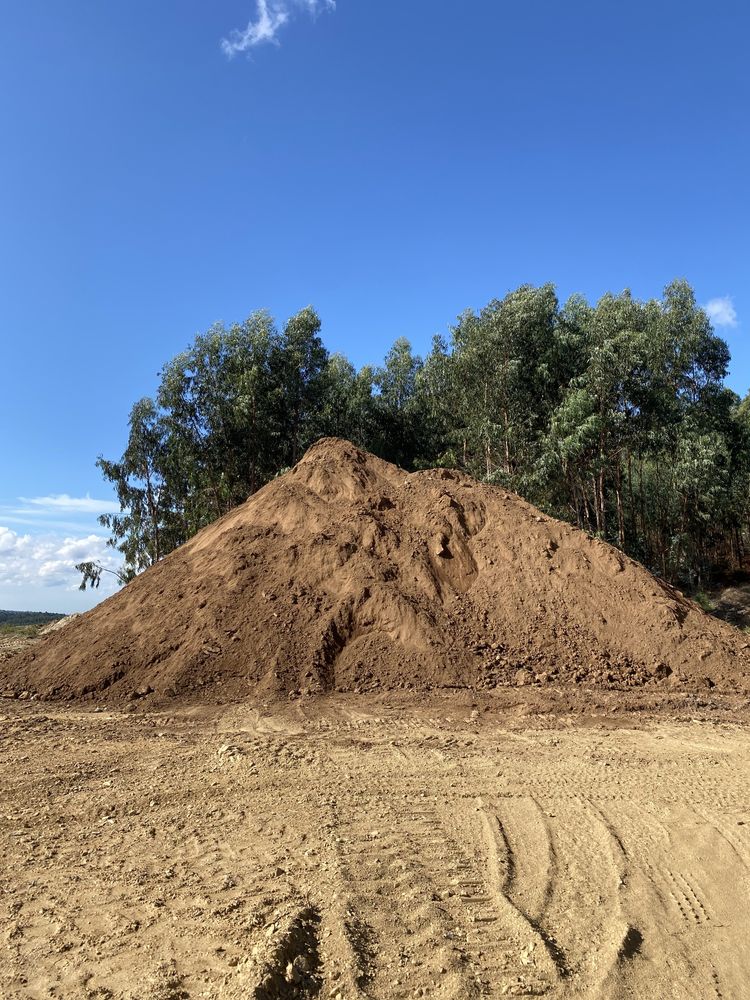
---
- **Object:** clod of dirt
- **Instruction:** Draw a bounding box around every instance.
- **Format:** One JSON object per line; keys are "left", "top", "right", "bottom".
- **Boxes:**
{"left": 142, "top": 960, "right": 189, "bottom": 1000}
{"left": 4, "top": 438, "right": 750, "bottom": 701}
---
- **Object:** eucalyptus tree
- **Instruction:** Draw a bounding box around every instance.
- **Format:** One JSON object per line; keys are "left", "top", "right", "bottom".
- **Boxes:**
{"left": 79, "top": 396, "right": 176, "bottom": 587}
{"left": 317, "top": 354, "right": 378, "bottom": 448}
{"left": 273, "top": 306, "right": 329, "bottom": 466}
{"left": 156, "top": 309, "right": 283, "bottom": 520}
{"left": 449, "top": 284, "right": 559, "bottom": 483}
{"left": 373, "top": 337, "right": 425, "bottom": 466}
{"left": 412, "top": 334, "right": 456, "bottom": 467}
{"left": 86, "top": 283, "right": 748, "bottom": 592}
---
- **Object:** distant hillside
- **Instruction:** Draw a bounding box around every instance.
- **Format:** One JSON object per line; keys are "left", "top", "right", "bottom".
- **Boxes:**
{"left": 0, "top": 610, "right": 66, "bottom": 628}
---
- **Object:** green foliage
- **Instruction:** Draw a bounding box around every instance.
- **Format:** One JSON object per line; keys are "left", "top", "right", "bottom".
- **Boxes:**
{"left": 90, "top": 282, "right": 750, "bottom": 591}
{"left": 372, "top": 337, "right": 425, "bottom": 466}
{"left": 692, "top": 591, "right": 717, "bottom": 614}
{"left": 75, "top": 561, "right": 132, "bottom": 592}
{"left": 449, "top": 284, "right": 560, "bottom": 484}
{"left": 0, "top": 623, "right": 44, "bottom": 639}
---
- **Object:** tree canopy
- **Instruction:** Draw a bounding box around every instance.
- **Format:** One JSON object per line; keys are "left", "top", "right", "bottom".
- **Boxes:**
{"left": 90, "top": 284, "right": 750, "bottom": 590}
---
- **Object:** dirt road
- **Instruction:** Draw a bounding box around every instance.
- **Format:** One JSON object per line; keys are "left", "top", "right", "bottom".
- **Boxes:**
{"left": 1, "top": 695, "right": 748, "bottom": 999}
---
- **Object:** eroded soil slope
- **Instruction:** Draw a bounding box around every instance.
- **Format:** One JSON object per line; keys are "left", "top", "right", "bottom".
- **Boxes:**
{"left": 5, "top": 438, "right": 750, "bottom": 700}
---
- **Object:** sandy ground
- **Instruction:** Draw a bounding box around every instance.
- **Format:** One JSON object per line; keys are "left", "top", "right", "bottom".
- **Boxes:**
{"left": 1, "top": 694, "right": 749, "bottom": 1000}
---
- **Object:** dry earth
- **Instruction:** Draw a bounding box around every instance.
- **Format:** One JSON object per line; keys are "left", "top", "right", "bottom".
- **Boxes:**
{"left": 1, "top": 693, "right": 749, "bottom": 1000}
{"left": 0, "top": 633, "right": 33, "bottom": 661}
{"left": 10, "top": 441, "right": 750, "bottom": 701}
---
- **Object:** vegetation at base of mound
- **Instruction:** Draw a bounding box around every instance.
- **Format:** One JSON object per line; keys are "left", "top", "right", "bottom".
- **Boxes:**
{"left": 0, "top": 625, "right": 42, "bottom": 644}
{"left": 0, "top": 621, "right": 53, "bottom": 661}
{"left": 90, "top": 280, "right": 750, "bottom": 590}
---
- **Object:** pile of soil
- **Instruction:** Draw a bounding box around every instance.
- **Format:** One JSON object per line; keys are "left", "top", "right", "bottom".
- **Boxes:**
{"left": 4, "top": 438, "right": 750, "bottom": 701}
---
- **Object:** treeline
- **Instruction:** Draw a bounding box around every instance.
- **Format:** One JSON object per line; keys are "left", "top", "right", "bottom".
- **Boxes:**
{"left": 0, "top": 611, "right": 64, "bottom": 627}
{"left": 92, "top": 280, "right": 750, "bottom": 589}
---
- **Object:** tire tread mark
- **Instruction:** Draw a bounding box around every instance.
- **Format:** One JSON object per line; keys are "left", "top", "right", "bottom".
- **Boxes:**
{"left": 479, "top": 806, "right": 568, "bottom": 981}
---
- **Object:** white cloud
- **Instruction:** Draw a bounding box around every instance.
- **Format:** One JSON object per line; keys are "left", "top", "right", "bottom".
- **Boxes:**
{"left": 18, "top": 494, "right": 121, "bottom": 515}
{"left": 705, "top": 296, "right": 738, "bottom": 328}
{"left": 221, "top": 0, "right": 335, "bottom": 56}
{"left": 0, "top": 494, "right": 120, "bottom": 536}
{"left": 0, "top": 526, "right": 120, "bottom": 594}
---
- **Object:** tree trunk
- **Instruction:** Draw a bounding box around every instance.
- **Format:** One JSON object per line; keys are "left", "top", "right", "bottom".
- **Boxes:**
{"left": 592, "top": 474, "right": 602, "bottom": 534}
{"left": 615, "top": 462, "right": 625, "bottom": 550}
{"left": 598, "top": 467, "right": 607, "bottom": 536}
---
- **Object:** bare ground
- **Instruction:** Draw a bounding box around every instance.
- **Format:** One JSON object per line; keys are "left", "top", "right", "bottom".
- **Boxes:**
{"left": 1, "top": 693, "right": 749, "bottom": 1000}
{"left": 0, "top": 633, "right": 38, "bottom": 662}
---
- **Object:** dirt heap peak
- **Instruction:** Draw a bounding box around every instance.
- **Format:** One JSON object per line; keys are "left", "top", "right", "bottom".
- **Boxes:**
{"left": 4, "top": 437, "right": 749, "bottom": 701}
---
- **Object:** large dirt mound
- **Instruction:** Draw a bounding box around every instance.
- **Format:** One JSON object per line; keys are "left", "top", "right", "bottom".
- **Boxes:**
{"left": 5, "top": 438, "right": 750, "bottom": 701}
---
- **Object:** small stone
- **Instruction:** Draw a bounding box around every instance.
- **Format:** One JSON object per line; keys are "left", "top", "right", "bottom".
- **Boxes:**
{"left": 519, "top": 942, "right": 535, "bottom": 965}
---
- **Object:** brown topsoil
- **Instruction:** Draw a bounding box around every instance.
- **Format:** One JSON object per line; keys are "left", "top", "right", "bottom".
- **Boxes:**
{"left": 4, "top": 437, "right": 750, "bottom": 702}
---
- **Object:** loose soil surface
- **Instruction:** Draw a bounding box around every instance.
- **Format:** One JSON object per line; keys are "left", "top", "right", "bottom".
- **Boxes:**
{"left": 4, "top": 442, "right": 749, "bottom": 998}
{"left": 2, "top": 692, "right": 749, "bottom": 1000}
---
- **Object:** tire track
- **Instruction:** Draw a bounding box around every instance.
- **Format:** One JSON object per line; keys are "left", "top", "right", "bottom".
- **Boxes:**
{"left": 221, "top": 905, "right": 323, "bottom": 999}
{"left": 478, "top": 802, "right": 564, "bottom": 984}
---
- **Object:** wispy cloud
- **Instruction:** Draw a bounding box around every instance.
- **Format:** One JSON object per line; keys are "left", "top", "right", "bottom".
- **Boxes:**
{"left": 221, "top": 0, "right": 336, "bottom": 56}
{"left": 19, "top": 494, "right": 121, "bottom": 515}
{"left": 0, "top": 494, "right": 120, "bottom": 540}
{"left": 705, "top": 296, "right": 738, "bottom": 328}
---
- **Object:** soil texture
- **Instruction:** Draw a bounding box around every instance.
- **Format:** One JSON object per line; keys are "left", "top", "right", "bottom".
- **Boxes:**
{"left": 1, "top": 693, "right": 749, "bottom": 999}
{"left": 5, "top": 439, "right": 749, "bottom": 702}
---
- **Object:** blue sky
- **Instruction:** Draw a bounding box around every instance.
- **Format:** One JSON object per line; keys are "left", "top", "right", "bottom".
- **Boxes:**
{"left": 1, "top": 0, "right": 748, "bottom": 612}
